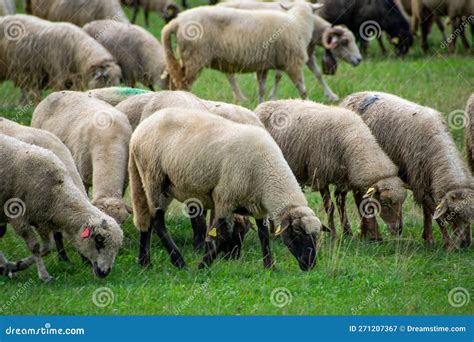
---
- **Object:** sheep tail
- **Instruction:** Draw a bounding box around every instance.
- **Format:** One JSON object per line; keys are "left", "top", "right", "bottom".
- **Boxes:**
{"left": 162, "top": 19, "right": 186, "bottom": 90}
{"left": 128, "top": 150, "right": 151, "bottom": 232}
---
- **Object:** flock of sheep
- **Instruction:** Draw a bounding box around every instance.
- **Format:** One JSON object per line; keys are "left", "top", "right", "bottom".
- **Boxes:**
{"left": 0, "top": 0, "right": 473, "bottom": 282}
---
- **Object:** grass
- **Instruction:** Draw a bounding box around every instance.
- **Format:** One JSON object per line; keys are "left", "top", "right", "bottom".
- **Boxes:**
{"left": 0, "top": 2, "right": 473, "bottom": 315}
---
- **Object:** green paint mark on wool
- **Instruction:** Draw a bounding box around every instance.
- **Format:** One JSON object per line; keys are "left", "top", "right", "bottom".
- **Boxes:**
{"left": 115, "top": 87, "right": 150, "bottom": 95}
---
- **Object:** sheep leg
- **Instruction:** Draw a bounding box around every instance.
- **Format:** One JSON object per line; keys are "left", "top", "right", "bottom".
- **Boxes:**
{"left": 321, "top": 188, "right": 336, "bottom": 238}
{"left": 422, "top": 204, "right": 434, "bottom": 246}
{"left": 144, "top": 7, "right": 150, "bottom": 27}
{"left": 448, "top": 19, "right": 459, "bottom": 53}
{"left": 434, "top": 16, "right": 447, "bottom": 42}
{"left": 152, "top": 209, "right": 186, "bottom": 269}
{"left": 256, "top": 219, "right": 272, "bottom": 269}
{"left": 377, "top": 37, "right": 387, "bottom": 55}
{"left": 226, "top": 74, "right": 248, "bottom": 102}
{"left": 138, "top": 227, "right": 152, "bottom": 267}
{"left": 459, "top": 23, "right": 470, "bottom": 50}
{"left": 435, "top": 219, "right": 456, "bottom": 251}
{"left": 0, "top": 224, "right": 6, "bottom": 238}
{"left": 131, "top": 0, "right": 139, "bottom": 24}
{"left": 285, "top": 66, "right": 307, "bottom": 100}
{"left": 269, "top": 71, "right": 283, "bottom": 100}
{"left": 19, "top": 228, "right": 53, "bottom": 282}
{"left": 53, "top": 232, "right": 69, "bottom": 262}
{"left": 420, "top": 16, "right": 431, "bottom": 52}
{"left": 336, "top": 190, "right": 352, "bottom": 236}
{"left": 306, "top": 54, "right": 339, "bottom": 101}
{"left": 256, "top": 70, "right": 268, "bottom": 104}
{"left": 190, "top": 212, "right": 207, "bottom": 251}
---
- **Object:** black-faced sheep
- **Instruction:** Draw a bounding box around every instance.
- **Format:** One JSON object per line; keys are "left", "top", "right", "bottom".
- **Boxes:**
{"left": 342, "top": 91, "right": 474, "bottom": 249}
{"left": 31, "top": 91, "right": 133, "bottom": 225}
{"left": 129, "top": 108, "right": 324, "bottom": 271}
{"left": 0, "top": 135, "right": 123, "bottom": 281}
{"left": 83, "top": 20, "right": 169, "bottom": 91}
{"left": 255, "top": 100, "right": 407, "bottom": 240}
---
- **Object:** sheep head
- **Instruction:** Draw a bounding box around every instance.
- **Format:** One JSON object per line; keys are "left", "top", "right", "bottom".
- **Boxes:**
{"left": 364, "top": 177, "right": 407, "bottom": 236}
{"left": 322, "top": 26, "right": 362, "bottom": 67}
{"left": 88, "top": 62, "right": 122, "bottom": 89}
{"left": 68, "top": 217, "right": 123, "bottom": 278}
{"left": 213, "top": 215, "right": 252, "bottom": 260}
{"left": 434, "top": 188, "right": 474, "bottom": 248}
{"left": 92, "top": 197, "right": 132, "bottom": 225}
{"left": 276, "top": 206, "right": 322, "bottom": 271}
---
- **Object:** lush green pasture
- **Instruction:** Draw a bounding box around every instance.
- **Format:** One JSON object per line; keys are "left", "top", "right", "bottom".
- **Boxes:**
{"left": 0, "top": 2, "right": 473, "bottom": 315}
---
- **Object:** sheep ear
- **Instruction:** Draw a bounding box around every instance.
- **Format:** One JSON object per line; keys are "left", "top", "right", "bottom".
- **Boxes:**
{"left": 126, "top": 205, "right": 133, "bottom": 214}
{"left": 433, "top": 201, "right": 448, "bottom": 220}
{"left": 311, "top": 3, "right": 324, "bottom": 11}
{"left": 279, "top": 3, "right": 292, "bottom": 11}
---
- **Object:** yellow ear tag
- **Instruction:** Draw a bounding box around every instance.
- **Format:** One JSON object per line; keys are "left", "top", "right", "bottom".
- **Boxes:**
{"left": 208, "top": 227, "right": 217, "bottom": 238}
{"left": 275, "top": 226, "right": 282, "bottom": 235}
{"left": 436, "top": 203, "right": 442, "bottom": 210}
{"left": 391, "top": 37, "right": 400, "bottom": 45}
{"left": 366, "top": 187, "right": 375, "bottom": 195}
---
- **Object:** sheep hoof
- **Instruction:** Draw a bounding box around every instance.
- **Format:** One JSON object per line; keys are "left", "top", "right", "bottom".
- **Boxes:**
{"left": 138, "top": 255, "right": 151, "bottom": 268}
{"left": 326, "top": 93, "right": 340, "bottom": 102}
{"left": 40, "top": 274, "right": 54, "bottom": 283}
{"left": 171, "top": 256, "right": 187, "bottom": 269}
{"left": 57, "top": 253, "right": 69, "bottom": 262}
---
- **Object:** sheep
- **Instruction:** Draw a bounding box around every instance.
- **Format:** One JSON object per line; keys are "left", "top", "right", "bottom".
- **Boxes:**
{"left": 124, "top": 0, "right": 180, "bottom": 26}
{"left": 0, "top": 135, "right": 123, "bottom": 281}
{"left": 341, "top": 91, "right": 474, "bottom": 249}
{"left": 217, "top": 1, "right": 362, "bottom": 102}
{"left": 83, "top": 20, "right": 169, "bottom": 91}
{"left": 31, "top": 91, "right": 133, "bottom": 225}
{"left": 0, "top": 117, "right": 87, "bottom": 261}
{"left": 116, "top": 90, "right": 263, "bottom": 130}
{"left": 162, "top": 2, "right": 323, "bottom": 103}
{"left": 466, "top": 94, "right": 474, "bottom": 173}
{"left": 129, "top": 107, "right": 324, "bottom": 271}
{"left": 255, "top": 100, "right": 407, "bottom": 240}
{"left": 0, "top": 15, "right": 122, "bottom": 104}
{"left": 87, "top": 87, "right": 151, "bottom": 106}
{"left": 25, "top": 0, "right": 129, "bottom": 27}
{"left": 0, "top": 0, "right": 15, "bottom": 16}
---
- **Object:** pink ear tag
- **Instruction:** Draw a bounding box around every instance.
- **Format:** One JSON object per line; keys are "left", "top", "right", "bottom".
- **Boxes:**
{"left": 81, "top": 226, "right": 91, "bottom": 239}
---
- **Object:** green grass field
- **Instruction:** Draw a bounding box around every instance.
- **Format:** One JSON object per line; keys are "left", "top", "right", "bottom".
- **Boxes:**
{"left": 0, "top": 2, "right": 473, "bottom": 315}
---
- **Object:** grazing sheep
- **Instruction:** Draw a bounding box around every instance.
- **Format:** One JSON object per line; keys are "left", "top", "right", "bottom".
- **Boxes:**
{"left": 218, "top": 1, "right": 362, "bottom": 102}
{"left": 0, "top": 135, "right": 123, "bottom": 281}
{"left": 162, "top": 3, "right": 322, "bottom": 103}
{"left": 0, "top": 0, "right": 15, "bottom": 15}
{"left": 255, "top": 100, "right": 407, "bottom": 240}
{"left": 0, "top": 117, "right": 87, "bottom": 261}
{"left": 25, "top": 0, "right": 129, "bottom": 27}
{"left": 31, "top": 91, "right": 133, "bottom": 225}
{"left": 129, "top": 108, "right": 324, "bottom": 270}
{"left": 84, "top": 20, "right": 169, "bottom": 91}
{"left": 125, "top": 0, "right": 180, "bottom": 26}
{"left": 87, "top": 87, "right": 151, "bottom": 106}
{"left": 466, "top": 94, "right": 474, "bottom": 172}
{"left": 342, "top": 91, "right": 474, "bottom": 249}
{"left": 0, "top": 15, "right": 122, "bottom": 103}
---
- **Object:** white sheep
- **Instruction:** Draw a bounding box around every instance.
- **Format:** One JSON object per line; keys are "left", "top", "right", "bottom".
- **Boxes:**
{"left": 342, "top": 91, "right": 474, "bottom": 249}
{"left": 0, "top": 135, "right": 123, "bottom": 281}
{"left": 83, "top": 20, "right": 169, "bottom": 91}
{"left": 25, "top": 0, "right": 129, "bottom": 26}
{"left": 31, "top": 91, "right": 133, "bottom": 225}
{"left": 255, "top": 100, "right": 407, "bottom": 240}
{"left": 129, "top": 107, "right": 324, "bottom": 270}
{"left": 218, "top": 1, "right": 362, "bottom": 102}
{"left": 0, "top": 0, "right": 15, "bottom": 16}
{"left": 0, "top": 117, "right": 87, "bottom": 261}
{"left": 162, "top": 2, "right": 322, "bottom": 103}
{"left": 0, "top": 15, "right": 122, "bottom": 103}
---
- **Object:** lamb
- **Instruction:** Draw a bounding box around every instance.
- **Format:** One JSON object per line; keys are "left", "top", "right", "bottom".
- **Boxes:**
{"left": 25, "top": 0, "right": 129, "bottom": 27}
{"left": 83, "top": 20, "right": 169, "bottom": 91}
{"left": 217, "top": 1, "right": 362, "bottom": 102}
{"left": 162, "top": 2, "right": 322, "bottom": 103}
{"left": 255, "top": 100, "right": 407, "bottom": 240}
{"left": 466, "top": 94, "right": 474, "bottom": 172}
{"left": 0, "top": 117, "right": 87, "bottom": 261}
{"left": 129, "top": 108, "right": 324, "bottom": 271}
{"left": 87, "top": 87, "right": 151, "bottom": 106}
{"left": 341, "top": 91, "right": 474, "bottom": 249}
{"left": 0, "top": 15, "right": 122, "bottom": 103}
{"left": 0, "top": 0, "right": 15, "bottom": 16}
{"left": 31, "top": 91, "right": 133, "bottom": 225}
{"left": 125, "top": 0, "right": 180, "bottom": 26}
{"left": 0, "top": 135, "right": 123, "bottom": 281}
